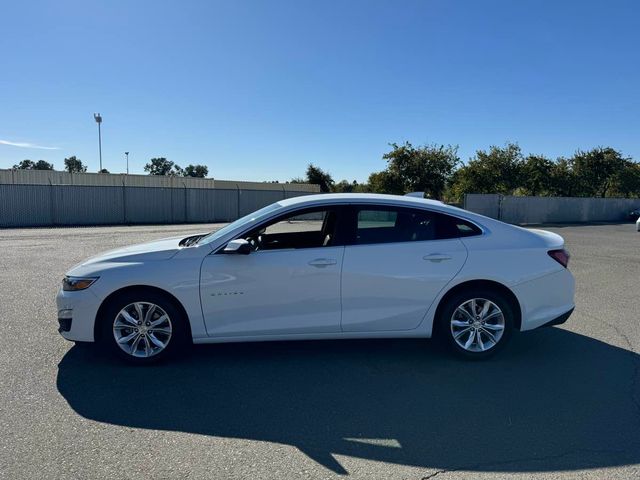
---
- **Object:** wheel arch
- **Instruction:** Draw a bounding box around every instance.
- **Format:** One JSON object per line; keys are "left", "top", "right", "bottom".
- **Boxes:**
{"left": 433, "top": 279, "right": 522, "bottom": 335}
{"left": 94, "top": 285, "right": 193, "bottom": 343}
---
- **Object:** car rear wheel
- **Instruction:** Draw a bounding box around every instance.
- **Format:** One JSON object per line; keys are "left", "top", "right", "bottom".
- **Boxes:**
{"left": 438, "top": 289, "right": 514, "bottom": 359}
{"left": 99, "top": 291, "right": 188, "bottom": 364}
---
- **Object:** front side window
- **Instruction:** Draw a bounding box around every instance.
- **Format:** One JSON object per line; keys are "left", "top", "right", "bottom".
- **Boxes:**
{"left": 243, "top": 207, "right": 338, "bottom": 251}
{"left": 197, "top": 203, "right": 281, "bottom": 245}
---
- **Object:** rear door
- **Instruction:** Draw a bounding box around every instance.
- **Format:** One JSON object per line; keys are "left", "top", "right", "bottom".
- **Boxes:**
{"left": 340, "top": 205, "right": 468, "bottom": 332}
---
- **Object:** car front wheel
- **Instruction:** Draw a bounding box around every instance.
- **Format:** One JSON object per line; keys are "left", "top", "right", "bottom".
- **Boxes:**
{"left": 98, "top": 291, "right": 188, "bottom": 364}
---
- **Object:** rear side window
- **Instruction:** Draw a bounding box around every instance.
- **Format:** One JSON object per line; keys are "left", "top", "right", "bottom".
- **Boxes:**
{"left": 353, "top": 207, "right": 481, "bottom": 245}
{"left": 357, "top": 210, "right": 398, "bottom": 229}
{"left": 356, "top": 208, "right": 438, "bottom": 244}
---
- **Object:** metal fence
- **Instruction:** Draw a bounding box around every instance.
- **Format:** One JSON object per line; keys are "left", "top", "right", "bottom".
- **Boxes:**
{"left": 0, "top": 170, "right": 320, "bottom": 227}
{"left": 464, "top": 193, "right": 640, "bottom": 224}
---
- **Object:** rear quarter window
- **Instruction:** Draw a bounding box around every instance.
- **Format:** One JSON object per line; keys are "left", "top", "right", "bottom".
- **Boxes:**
{"left": 442, "top": 215, "right": 483, "bottom": 238}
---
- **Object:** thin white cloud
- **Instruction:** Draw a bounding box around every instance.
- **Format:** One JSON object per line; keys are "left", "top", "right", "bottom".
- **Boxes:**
{"left": 0, "top": 139, "right": 60, "bottom": 150}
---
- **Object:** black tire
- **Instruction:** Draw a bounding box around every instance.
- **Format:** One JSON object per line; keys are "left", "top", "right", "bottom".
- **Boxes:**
{"left": 97, "top": 290, "right": 189, "bottom": 365}
{"left": 437, "top": 288, "right": 514, "bottom": 360}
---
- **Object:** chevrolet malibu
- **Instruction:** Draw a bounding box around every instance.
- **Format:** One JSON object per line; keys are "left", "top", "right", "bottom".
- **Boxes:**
{"left": 57, "top": 193, "right": 575, "bottom": 364}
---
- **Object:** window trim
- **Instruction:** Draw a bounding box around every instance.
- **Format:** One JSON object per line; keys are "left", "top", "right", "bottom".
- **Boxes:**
{"left": 212, "top": 201, "right": 485, "bottom": 253}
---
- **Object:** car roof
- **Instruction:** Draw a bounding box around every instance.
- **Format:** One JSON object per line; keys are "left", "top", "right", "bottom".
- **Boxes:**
{"left": 278, "top": 193, "right": 465, "bottom": 216}
{"left": 279, "top": 193, "right": 445, "bottom": 208}
{"left": 277, "top": 193, "right": 505, "bottom": 231}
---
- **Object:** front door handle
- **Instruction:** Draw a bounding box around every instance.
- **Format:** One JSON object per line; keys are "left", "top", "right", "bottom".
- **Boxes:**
{"left": 423, "top": 253, "right": 452, "bottom": 262}
{"left": 308, "top": 258, "right": 337, "bottom": 268}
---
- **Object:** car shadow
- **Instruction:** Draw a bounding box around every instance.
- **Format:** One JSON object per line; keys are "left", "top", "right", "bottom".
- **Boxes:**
{"left": 57, "top": 328, "right": 640, "bottom": 475}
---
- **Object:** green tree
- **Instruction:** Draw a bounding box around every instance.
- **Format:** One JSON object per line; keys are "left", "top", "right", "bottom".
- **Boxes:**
{"left": 35, "top": 160, "right": 54, "bottom": 170}
{"left": 521, "top": 155, "right": 554, "bottom": 195}
{"left": 367, "top": 170, "right": 404, "bottom": 194}
{"left": 447, "top": 143, "right": 524, "bottom": 202}
{"left": 183, "top": 164, "right": 209, "bottom": 178}
{"left": 64, "top": 156, "right": 87, "bottom": 173}
{"left": 98, "top": 168, "right": 110, "bottom": 173}
{"left": 298, "top": 143, "right": 638, "bottom": 201}
{"left": 548, "top": 158, "right": 578, "bottom": 197}
{"left": 333, "top": 179, "right": 363, "bottom": 193}
{"left": 610, "top": 161, "right": 640, "bottom": 198}
{"left": 13, "top": 159, "right": 35, "bottom": 169}
{"left": 571, "top": 147, "right": 628, "bottom": 197}
{"left": 144, "top": 157, "right": 182, "bottom": 175}
{"left": 381, "top": 142, "right": 459, "bottom": 198}
{"left": 13, "top": 159, "right": 54, "bottom": 170}
{"left": 305, "top": 164, "right": 334, "bottom": 192}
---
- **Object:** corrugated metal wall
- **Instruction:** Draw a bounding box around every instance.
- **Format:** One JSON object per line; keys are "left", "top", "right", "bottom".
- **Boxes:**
{"left": 52, "top": 185, "right": 125, "bottom": 225}
{"left": 464, "top": 193, "right": 640, "bottom": 224}
{"left": 0, "top": 184, "right": 52, "bottom": 227}
{"left": 0, "top": 170, "right": 320, "bottom": 227}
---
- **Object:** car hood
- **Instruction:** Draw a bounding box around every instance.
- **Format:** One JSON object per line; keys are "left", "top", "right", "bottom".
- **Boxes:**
{"left": 77, "top": 235, "right": 186, "bottom": 267}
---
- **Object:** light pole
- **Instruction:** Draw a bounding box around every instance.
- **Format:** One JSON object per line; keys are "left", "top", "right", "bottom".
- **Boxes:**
{"left": 125, "top": 152, "right": 129, "bottom": 174}
{"left": 93, "top": 113, "right": 102, "bottom": 171}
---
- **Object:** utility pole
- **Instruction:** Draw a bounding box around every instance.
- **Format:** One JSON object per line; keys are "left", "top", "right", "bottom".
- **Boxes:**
{"left": 125, "top": 151, "right": 129, "bottom": 174}
{"left": 94, "top": 113, "right": 102, "bottom": 171}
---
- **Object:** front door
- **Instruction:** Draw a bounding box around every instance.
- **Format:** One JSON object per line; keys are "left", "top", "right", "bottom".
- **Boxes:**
{"left": 200, "top": 207, "right": 344, "bottom": 337}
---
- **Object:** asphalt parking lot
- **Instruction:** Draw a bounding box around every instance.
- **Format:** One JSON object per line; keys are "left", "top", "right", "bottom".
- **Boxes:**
{"left": 0, "top": 222, "right": 639, "bottom": 480}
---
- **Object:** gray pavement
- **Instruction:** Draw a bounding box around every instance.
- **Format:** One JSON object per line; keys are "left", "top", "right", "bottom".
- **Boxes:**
{"left": 0, "top": 222, "right": 639, "bottom": 479}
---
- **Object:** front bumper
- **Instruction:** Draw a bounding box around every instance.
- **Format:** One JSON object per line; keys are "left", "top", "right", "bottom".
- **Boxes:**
{"left": 56, "top": 287, "right": 102, "bottom": 342}
{"left": 58, "top": 309, "right": 73, "bottom": 333}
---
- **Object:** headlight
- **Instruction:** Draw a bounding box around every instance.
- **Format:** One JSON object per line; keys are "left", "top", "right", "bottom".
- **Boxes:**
{"left": 62, "top": 276, "right": 98, "bottom": 291}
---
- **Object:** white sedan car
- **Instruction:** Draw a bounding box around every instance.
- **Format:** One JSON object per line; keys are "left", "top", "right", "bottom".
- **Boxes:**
{"left": 57, "top": 193, "right": 575, "bottom": 364}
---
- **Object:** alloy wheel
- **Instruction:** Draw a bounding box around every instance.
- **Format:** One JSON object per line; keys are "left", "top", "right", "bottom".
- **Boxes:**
{"left": 112, "top": 302, "right": 172, "bottom": 358}
{"left": 450, "top": 298, "right": 505, "bottom": 353}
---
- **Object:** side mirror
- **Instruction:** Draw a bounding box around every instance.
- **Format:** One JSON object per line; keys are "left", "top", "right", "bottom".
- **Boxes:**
{"left": 223, "top": 238, "right": 252, "bottom": 255}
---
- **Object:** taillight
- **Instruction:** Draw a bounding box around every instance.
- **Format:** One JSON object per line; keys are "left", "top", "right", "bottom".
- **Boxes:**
{"left": 548, "top": 249, "right": 570, "bottom": 268}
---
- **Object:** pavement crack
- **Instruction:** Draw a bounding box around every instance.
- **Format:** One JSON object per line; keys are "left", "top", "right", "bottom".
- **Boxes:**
{"left": 421, "top": 470, "right": 446, "bottom": 479}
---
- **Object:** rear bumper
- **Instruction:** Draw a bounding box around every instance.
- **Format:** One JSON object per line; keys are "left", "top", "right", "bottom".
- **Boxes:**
{"left": 512, "top": 268, "right": 575, "bottom": 331}
{"left": 536, "top": 307, "right": 574, "bottom": 328}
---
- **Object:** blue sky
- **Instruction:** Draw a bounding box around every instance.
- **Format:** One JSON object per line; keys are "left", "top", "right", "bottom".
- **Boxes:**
{"left": 1, "top": 0, "right": 639, "bottom": 182}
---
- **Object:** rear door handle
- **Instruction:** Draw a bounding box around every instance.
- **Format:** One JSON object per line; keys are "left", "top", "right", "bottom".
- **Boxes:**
{"left": 423, "top": 253, "right": 452, "bottom": 262}
{"left": 308, "top": 258, "right": 337, "bottom": 268}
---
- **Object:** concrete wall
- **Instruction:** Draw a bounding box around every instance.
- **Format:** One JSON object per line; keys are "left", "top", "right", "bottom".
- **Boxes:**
{"left": 464, "top": 194, "right": 640, "bottom": 224}
{"left": 0, "top": 170, "right": 320, "bottom": 228}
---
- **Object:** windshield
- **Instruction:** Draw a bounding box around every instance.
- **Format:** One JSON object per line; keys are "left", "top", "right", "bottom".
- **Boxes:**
{"left": 197, "top": 203, "right": 282, "bottom": 245}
